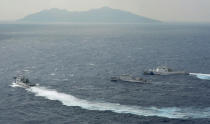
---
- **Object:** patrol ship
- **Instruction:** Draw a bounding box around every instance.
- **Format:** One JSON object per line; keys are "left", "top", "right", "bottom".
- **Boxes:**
{"left": 111, "top": 75, "right": 147, "bottom": 83}
{"left": 13, "top": 75, "right": 37, "bottom": 88}
{"left": 143, "top": 66, "right": 188, "bottom": 75}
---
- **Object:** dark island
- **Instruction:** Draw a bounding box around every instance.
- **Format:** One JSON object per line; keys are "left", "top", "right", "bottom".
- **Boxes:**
{"left": 18, "top": 7, "right": 160, "bottom": 24}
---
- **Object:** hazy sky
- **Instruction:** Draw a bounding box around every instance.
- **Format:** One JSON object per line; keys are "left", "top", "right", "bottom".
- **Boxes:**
{"left": 0, "top": 0, "right": 210, "bottom": 22}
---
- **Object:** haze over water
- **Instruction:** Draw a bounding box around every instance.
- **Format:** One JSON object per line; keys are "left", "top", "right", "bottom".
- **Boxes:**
{"left": 1, "top": 23, "right": 210, "bottom": 123}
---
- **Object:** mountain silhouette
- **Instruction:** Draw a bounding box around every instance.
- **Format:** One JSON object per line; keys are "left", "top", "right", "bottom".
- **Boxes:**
{"left": 18, "top": 7, "right": 160, "bottom": 23}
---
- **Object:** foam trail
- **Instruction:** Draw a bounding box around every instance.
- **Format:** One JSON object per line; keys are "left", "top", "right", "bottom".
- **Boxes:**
{"left": 10, "top": 83, "right": 20, "bottom": 88}
{"left": 11, "top": 86, "right": 207, "bottom": 119}
{"left": 190, "top": 73, "right": 210, "bottom": 80}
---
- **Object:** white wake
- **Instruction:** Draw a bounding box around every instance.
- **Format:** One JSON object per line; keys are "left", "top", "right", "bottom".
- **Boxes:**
{"left": 190, "top": 73, "right": 210, "bottom": 80}
{"left": 11, "top": 83, "right": 210, "bottom": 119}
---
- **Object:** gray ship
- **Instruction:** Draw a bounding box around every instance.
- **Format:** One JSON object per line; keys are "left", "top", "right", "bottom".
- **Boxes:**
{"left": 143, "top": 66, "right": 188, "bottom": 75}
{"left": 13, "top": 74, "right": 37, "bottom": 88}
{"left": 111, "top": 75, "right": 147, "bottom": 83}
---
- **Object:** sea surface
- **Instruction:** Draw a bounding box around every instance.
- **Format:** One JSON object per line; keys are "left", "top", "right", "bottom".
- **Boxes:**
{"left": 0, "top": 23, "right": 210, "bottom": 124}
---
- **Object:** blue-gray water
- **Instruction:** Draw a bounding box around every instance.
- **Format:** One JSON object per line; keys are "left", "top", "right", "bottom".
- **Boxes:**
{"left": 1, "top": 24, "right": 210, "bottom": 124}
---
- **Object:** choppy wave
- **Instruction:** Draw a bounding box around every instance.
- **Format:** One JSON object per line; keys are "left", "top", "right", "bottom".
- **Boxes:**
{"left": 190, "top": 73, "right": 210, "bottom": 80}
{"left": 49, "top": 73, "right": 56, "bottom": 76}
{"left": 11, "top": 83, "right": 210, "bottom": 119}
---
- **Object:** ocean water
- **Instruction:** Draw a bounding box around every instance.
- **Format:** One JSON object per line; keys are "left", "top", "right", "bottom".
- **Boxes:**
{"left": 1, "top": 24, "right": 210, "bottom": 124}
